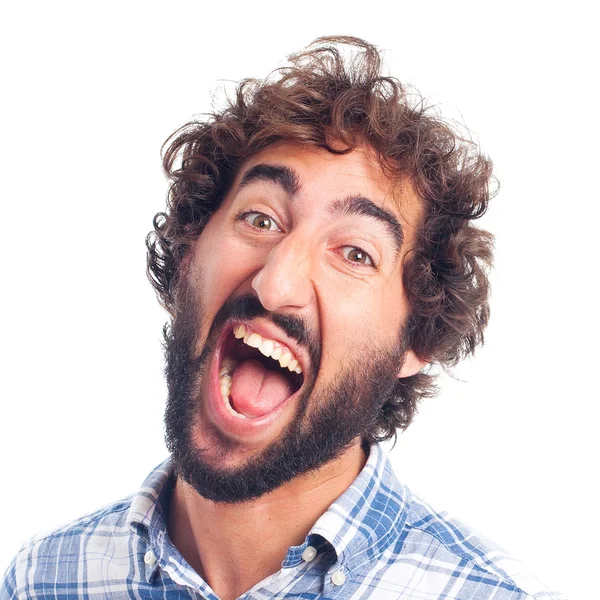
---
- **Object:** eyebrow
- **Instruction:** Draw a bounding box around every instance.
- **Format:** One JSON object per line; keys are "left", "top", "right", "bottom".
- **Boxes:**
{"left": 238, "top": 164, "right": 300, "bottom": 196}
{"left": 237, "top": 162, "right": 404, "bottom": 254}
{"left": 329, "top": 195, "right": 404, "bottom": 254}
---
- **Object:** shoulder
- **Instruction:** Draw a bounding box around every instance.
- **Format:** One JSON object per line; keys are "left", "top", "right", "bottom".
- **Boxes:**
{"left": 0, "top": 495, "right": 138, "bottom": 600}
{"left": 332, "top": 445, "right": 568, "bottom": 599}
{"left": 381, "top": 491, "right": 567, "bottom": 600}
{"left": 16, "top": 493, "right": 133, "bottom": 554}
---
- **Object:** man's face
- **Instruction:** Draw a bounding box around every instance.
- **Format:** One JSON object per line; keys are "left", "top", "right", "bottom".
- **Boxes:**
{"left": 164, "top": 142, "right": 423, "bottom": 502}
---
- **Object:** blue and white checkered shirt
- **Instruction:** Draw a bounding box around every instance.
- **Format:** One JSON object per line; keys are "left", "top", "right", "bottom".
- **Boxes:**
{"left": 1, "top": 444, "right": 565, "bottom": 599}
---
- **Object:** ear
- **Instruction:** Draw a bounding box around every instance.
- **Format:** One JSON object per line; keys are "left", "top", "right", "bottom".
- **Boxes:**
{"left": 397, "top": 350, "right": 428, "bottom": 378}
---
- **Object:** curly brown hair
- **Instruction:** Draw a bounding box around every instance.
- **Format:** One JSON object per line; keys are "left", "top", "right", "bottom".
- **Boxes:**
{"left": 147, "top": 36, "right": 495, "bottom": 443}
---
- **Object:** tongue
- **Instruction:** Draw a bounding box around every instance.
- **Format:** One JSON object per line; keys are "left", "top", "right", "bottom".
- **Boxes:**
{"left": 230, "top": 359, "right": 295, "bottom": 418}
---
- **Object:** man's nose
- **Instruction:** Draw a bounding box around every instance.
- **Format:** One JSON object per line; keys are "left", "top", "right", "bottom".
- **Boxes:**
{"left": 251, "top": 234, "right": 314, "bottom": 312}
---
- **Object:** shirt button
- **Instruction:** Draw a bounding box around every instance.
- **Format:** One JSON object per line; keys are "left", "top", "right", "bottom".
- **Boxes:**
{"left": 144, "top": 550, "right": 157, "bottom": 565}
{"left": 302, "top": 545, "right": 317, "bottom": 562}
{"left": 331, "top": 570, "right": 346, "bottom": 586}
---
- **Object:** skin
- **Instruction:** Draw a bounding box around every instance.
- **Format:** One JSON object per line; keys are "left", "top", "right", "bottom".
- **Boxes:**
{"left": 168, "top": 142, "right": 426, "bottom": 600}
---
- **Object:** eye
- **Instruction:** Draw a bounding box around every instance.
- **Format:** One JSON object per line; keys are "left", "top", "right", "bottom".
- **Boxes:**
{"left": 238, "top": 211, "right": 282, "bottom": 232}
{"left": 341, "top": 246, "right": 374, "bottom": 267}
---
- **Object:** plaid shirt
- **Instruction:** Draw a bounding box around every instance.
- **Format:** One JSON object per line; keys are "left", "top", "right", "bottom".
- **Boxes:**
{"left": 1, "top": 444, "right": 566, "bottom": 599}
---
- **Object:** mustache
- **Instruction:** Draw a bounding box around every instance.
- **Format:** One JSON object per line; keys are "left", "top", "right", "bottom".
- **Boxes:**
{"left": 210, "top": 293, "right": 321, "bottom": 374}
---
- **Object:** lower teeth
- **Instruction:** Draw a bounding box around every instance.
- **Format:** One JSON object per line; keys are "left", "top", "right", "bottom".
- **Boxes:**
{"left": 219, "top": 359, "right": 247, "bottom": 419}
{"left": 222, "top": 393, "right": 247, "bottom": 419}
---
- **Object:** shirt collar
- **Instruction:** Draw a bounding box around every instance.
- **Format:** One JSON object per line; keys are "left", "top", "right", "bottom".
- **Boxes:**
{"left": 126, "top": 460, "right": 177, "bottom": 583}
{"left": 127, "top": 443, "right": 411, "bottom": 576}
{"left": 304, "top": 442, "right": 411, "bottom": 570}
{"left": 127, "top": 459, "right": 174, "bottom": 545}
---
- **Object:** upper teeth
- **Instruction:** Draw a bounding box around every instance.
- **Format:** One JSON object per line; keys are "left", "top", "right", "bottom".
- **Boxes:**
{"left": 233, "top": 324, "right": 302, "bottom": 374}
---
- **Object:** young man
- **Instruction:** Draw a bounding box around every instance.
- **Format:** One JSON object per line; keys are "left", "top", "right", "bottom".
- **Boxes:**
{"left": 1, "top": 37, "right": 565, "bottom": 600}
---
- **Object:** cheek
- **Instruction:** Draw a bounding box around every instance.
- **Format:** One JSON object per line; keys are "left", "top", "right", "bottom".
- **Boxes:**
{"left": 189, "top": 226, "right": 261, "bottom": 312}
{"left": 186, "top": 230, "right": 229, "bottom": 322}
{"left": 316, "top": 283, "right": 375, "bottom": 367}
{"left": 317, "top": 277, "right": 406, "bottom": 366}
{"left": 377, "top": 283, "right": 410, "bottom": 333}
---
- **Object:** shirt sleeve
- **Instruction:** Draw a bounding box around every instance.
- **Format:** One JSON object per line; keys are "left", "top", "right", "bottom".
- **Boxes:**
{"left": 0, "top": 557, "right": 19, "bottom": 600}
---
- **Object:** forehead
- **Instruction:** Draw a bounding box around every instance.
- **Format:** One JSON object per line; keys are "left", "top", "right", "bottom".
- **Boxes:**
{"left": 231, "top": 142, "right": 422, "bottom": 229}
{"left": 240, "top": 142, "right": 387, "bottom": 185}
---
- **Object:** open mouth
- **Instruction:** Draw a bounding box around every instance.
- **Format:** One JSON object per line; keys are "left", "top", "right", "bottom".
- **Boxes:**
{"left": 217, "top": 323, "right": 305, "bottom": 420}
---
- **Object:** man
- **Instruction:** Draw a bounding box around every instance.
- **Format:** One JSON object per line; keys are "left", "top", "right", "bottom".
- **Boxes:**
{"left": 1, "top": 37, "right": 565, "bottom": 600}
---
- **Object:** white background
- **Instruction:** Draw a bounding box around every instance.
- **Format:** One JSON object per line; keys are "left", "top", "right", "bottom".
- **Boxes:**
{"left": 1, "top": 2, "right": 597, "bottom": 599}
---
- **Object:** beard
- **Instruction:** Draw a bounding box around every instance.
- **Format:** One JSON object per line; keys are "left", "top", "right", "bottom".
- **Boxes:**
{"left": 164, "top": 273, "right": 407, "bottom": 504}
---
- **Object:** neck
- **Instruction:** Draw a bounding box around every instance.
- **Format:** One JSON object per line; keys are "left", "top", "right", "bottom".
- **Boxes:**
{"left": 167, "top": 441, "right": 367, "bottom": 600}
